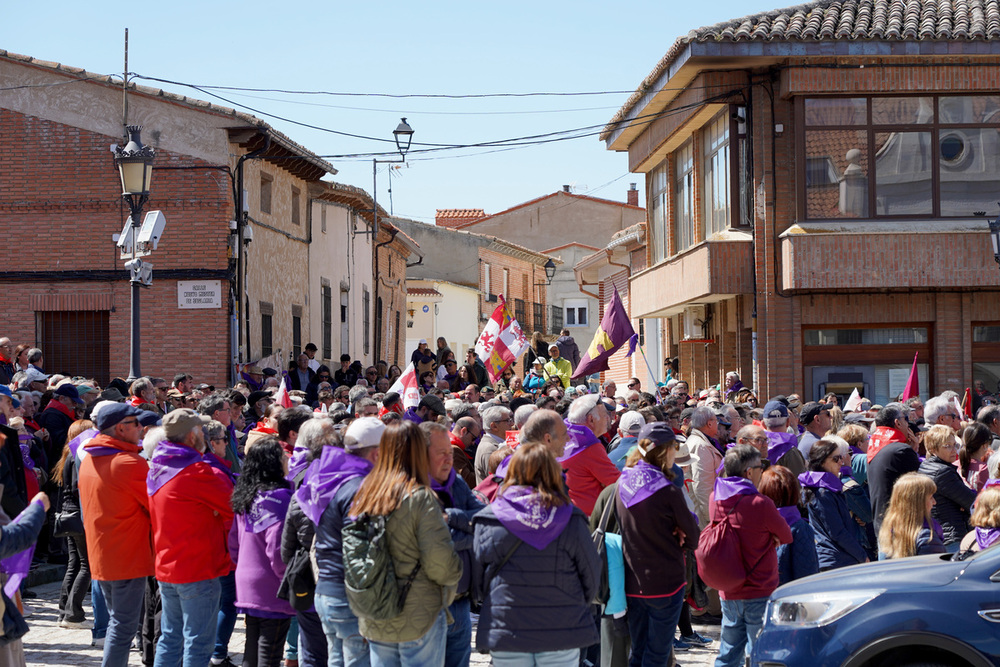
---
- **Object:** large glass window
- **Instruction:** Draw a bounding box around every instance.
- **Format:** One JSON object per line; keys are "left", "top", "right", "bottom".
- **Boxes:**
{"left": 649, "top": 163, "right": 668, "bottom": 261}
{"left": 674, "top": 141, "right": 695, "bottom": 251}
{"left": 703, "top": 113, "right": 731, "bottom": 236}
{"left": 802, "top": 95, "right": 1000, "bottom": 219}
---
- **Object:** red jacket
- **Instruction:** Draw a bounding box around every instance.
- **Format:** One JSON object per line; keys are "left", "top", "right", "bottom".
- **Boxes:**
{"left": 709, "top": 491, "right": 792, "bottom": 600}
{"left": 149, "top": 455, "right": 234, "bottom": 584}
{"left": 78, "top": 434, "right": 154, "bottom": 581}
{"left": 562, "top": 443, "right": 621, "bottom": 516}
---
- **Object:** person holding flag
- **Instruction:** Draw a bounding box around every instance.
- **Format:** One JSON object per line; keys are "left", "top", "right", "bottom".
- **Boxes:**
{"left": 475, "top": 296, "right": 531, "bottom": 387}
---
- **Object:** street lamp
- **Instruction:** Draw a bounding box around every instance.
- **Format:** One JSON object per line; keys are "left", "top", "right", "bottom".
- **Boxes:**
{"left": 989, "top": 204, "right": 1000, "bottom": 267}
{"left": 113, "top": 125, "right": 155, "bottom": 380}
{"left": 535, "top": 258, "right": 557, "bottom": 286}
{"left": 363, "top": 118, "right": 414, "bottom": 237}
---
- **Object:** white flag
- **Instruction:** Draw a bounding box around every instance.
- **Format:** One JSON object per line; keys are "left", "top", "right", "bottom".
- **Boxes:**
{"left": 843, "top": 388, "right": 862, "bottom": 412}
{"left": 388, "top": 363, "right": 420, "bottom": 408}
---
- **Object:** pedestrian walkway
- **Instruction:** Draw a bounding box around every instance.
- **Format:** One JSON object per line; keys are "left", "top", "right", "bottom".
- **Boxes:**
{"left": 21, "top": 579, "right": 720, "bottom": 666}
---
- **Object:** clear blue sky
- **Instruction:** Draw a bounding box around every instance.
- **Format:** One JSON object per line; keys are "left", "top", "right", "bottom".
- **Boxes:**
{"left": 3, "top": 0, "right": 761, "bottom": 223}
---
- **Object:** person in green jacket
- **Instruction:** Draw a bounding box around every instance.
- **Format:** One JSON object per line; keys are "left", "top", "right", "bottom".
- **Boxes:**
{"left": 350, "top": 421, "right": 462, "bottom": 666}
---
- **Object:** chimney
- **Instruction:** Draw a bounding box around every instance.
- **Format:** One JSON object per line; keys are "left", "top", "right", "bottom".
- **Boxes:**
{"left": 627, "top": 183, "right": 639, "bottom": 207}
{"left": 562, "top": 184, "right": 571, "bottom": 193}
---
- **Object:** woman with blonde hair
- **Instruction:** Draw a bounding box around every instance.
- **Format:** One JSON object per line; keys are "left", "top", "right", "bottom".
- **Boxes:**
{"left": 878, "top": 472, "right": 946, "bottom": 559}
{"left": 918, "top": 424, "right": 977, "bottom": 551}
{"left": 959, "top": 485, "right": 1000, "bottom": 552}
{"left": 473, "top": 441, "right": 599, "bottom": 666}
{"left": 349, "top": 421, "right": 461, "bottom": 665}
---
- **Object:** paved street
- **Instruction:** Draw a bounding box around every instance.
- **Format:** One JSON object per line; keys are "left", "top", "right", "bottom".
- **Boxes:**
{"left": 21, "top": 580, "right": 720, "bottom": 666}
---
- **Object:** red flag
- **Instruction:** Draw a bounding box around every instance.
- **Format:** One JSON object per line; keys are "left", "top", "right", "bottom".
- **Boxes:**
{"left": 901, "top": 352, "right": 919, "bottom": 401}
{"left": 962, "top": 388, "right": 974, "bottom": 418}
{"left": 273, "top": 377, "right": 293, "bottom": 409}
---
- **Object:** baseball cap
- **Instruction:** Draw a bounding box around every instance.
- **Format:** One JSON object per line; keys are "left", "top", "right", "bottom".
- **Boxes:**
{"left": 53, "top": 383, "right": 84, "bottom": 404}
{"left": 344, "top": 416, "right": 386, "bottom": 450}
{"left": 636, "top": 422, "right": 676, "bottom": 453}
{"left": 548, "top": 343, "right": 559, "bottom": 352}
{"left": 23, "top": 367, "right": 48, "bottom": 384}
{"left": 418, "top": 338, "right": 428, "bottom": 345}
{"left": 0, "top": 386, "right": 20, "bottom": 409}
{"left": 419, "top": 394, "right": 447, "bottom": 417}
{"left": 762, "top": 400, "right": 789, "bottom": 419}
{"left": 162, "top": 409, "right": 212, "bottom": 441}
{"left": 247, "top": 391, "right": 272, "bottom": 406}
{"left": 92, "top": 401, "right": 143, "bottom": 431}
{"left": 137, "top": 411, "right": 163, "bottom": 428}
{"left": 619, "top": 411, "right": 646, "bottom": 436}
{"left": 713, "top": 410, "right": 732, "bottom": 427}
{"left": 800, "top": 402, "right": 832, "bottom": 425}
{"left": 98, "top": 388, "right": 126, "bottom": 403}
{"left": 844, "top": 412, "right": 874, "bottom": 425}
{"left": 533, "top": 357, "right": 546, "bottom": 366}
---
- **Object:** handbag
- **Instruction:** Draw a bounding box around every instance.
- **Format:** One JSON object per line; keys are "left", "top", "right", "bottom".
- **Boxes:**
{"left": 278, "top": 536, "right": 316, "bottom": 612}
{"left": 53, "top": 509, "right": 84, "bottom": 538}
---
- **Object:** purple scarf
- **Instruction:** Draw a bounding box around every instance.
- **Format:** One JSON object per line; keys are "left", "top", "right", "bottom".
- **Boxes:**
{"left": 243, "top": 488, "right": 292, "bottom": 533}
{"left": 618, "top": 461, "right": 671, "bottom": 508}
{"left": 976, "top": 527, "right": 1000, "bottom": 550}
{"left": 147, "top": 442, "right": 204, "bottom": 496}
{"left": 241, "top": 371, "right": 263, "bottom": 391}
{"left": 839, "top": 465, "right": 854, "bottom": 479}
{"left": 492, "top": 485, "right": 572, "bottom": 550}
{"left": 766, "top": 431, "right": 797, "bottom": 463}
{"left": 798, "top": 471, "right": 844, "bottom": 493}
{"left": 0, "top": 499, "right": 44, "bottom": 598}
{"left": 430, "top": 468, "right": 457, "bottom": 505}
{"left": 86, "top": 445, "right": 127, "bottom": 458}
{"left": 286, "top": 446, "right": 312, "bottom": 483}
{"left": 494, "top": 454, "right": 513, "bottom": 479}
{"left": 17, "top": 434, "right": 35, "bottom": 471}
{"left": 204, "top": 452, "right": 236, "bottom": 485}
{"left": 68, "top": 428, "right": 98, "bottom": 459}
{"left": 777, "top": 505, "right": 803, "bottom": 528}
{"left": 714, "top": 476, "right": 758, "bottom": 502}
{"left": 402, "top": 407, "right": 424, "bottom": 424}
{"left": 558, "top": 422, "right": 600, "bottom": 463}
{"left": 848, "top": 445, "right": 863, "bottom": 456}
{"left": 295, "top": 446, "right": 373, "bottom": 524}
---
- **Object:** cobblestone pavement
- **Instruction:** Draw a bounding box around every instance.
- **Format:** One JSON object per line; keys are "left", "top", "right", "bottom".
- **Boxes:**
{"left": 21, "top": 580, "right": 720, "bottom": 666}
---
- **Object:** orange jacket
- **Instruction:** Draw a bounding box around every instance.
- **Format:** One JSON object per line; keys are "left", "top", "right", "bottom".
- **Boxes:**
{"left": 149, "top": 458, "right": 234, "bottom": 584}
{"left": 78, "top": 434, "right": 154, "bottom": 581}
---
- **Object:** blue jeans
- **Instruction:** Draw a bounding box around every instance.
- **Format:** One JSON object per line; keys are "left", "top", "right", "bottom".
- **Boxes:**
{"left": 286, "top": 617, "right": 299, "bottom": 659}
{"left": 315, "top": 593, "right": 370, "bottom": 667}
{"left": 445, "top": 597, "right": 471, "bottom": 667}
{"left": 214, "top": 572, "right": 238, "bottom": 660}
{"left": 715, "top": 598, "right": 768, "bottom": 667}
{"left": 99, "top": 577, "right": 147, "bottom": 667}
{"left": 490, "top": 649, "right": 580, "bottom": 667}
{"left": 91, "top": 579, "right": 109, "bottom": 641}
{"left": 155, "top": 578, "right": 221, "bottom": 667}
{"left": 369, "top": 610, "right": 446, "bottom": 667}
{"left": 626, "top": 589, "right": 685, "bottom": 667}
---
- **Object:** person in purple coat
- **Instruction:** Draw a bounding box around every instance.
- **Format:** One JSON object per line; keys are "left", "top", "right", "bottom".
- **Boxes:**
{"left": 229, "top": 437, "right": 294, "bottom": 667}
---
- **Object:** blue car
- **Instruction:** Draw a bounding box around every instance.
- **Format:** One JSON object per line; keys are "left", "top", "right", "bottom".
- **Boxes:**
{"left": 751, "top": 547, "right": 1000, "bottom": 666}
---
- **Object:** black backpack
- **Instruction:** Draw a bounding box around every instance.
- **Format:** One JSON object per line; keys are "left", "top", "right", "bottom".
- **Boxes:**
{"left": 277, "top": 537, "right": 316, "bottom": 612}
{"left": 342, "top": 513, "right": 421, "bottom": 620}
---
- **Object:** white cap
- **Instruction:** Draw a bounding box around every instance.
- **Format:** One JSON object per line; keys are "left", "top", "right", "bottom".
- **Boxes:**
{"left": 619, "top": 411, "right": 646, "bottom": 436}
{"left": 24, "top": 367, "right": 49, "bottom": 383}
{"left": 418, "top": 338, "right": 428, "bottom": 345}
{"left": 344, "top": 417, "right": 385, "bottom": 450}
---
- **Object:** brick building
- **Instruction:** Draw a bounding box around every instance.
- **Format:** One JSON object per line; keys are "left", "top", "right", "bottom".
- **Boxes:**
{"left": 0, "top": 50, "right": 420, "bottom": 385}
{"left": 390, "top": 217, "right": 558, "bottom": 362}
{"left": 603, "top": 0, "right": 1000, "bottom": 403}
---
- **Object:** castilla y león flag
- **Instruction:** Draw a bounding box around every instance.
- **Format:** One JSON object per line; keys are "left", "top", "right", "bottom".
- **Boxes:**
{"left": 572, "top": 287, "right": 638, "bottom": 379}
{"left": 476, "top": 296, "right": 530, "bottom": 383}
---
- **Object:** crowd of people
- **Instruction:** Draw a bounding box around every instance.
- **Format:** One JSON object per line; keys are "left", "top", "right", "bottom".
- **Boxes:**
{"left": 2, "top": 332, "right": 1000, "bottom": 667}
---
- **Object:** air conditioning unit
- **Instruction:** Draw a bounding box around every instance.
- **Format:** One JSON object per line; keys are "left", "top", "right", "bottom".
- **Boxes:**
{"left": 485, "top": 294, "right": 497, "bottom": 303}
{"left": 682, "top": 305, "right": 706, "bottom": 340}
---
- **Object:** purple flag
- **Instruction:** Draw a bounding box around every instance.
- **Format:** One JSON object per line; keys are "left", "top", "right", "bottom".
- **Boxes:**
{"left": 571, "top": 288, "right": 638, "bottom": 380}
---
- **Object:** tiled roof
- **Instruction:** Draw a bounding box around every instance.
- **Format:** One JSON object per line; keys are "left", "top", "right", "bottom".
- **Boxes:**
{"left": 604, "top": 0, "right": 1000, "bottom": 139}
{"left": 436, "top": 208, "right": 486, "bottom": 218}
{"left": 407, "top": 287, "right": 442, "bottom": 297}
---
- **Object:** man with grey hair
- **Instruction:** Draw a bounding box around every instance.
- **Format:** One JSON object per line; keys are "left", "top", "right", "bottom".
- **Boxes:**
{"left": 129, "top": 377, "right": 157, "bottom": 411}
{"left": 451, "top": 401, "right": 480, "bottom": 426}
{"left": 347, "top": 385, "right": 369, "bottom": 413}
{"left": 519, "top": 409, "right": 569, "bottom": 458}
{"left": 475, "top": 405, "right": 513, "bottom": 484}
{"left": 513, "top": 403, "right": 537, "bottom": 430}
{"left": 924, "top": 395, "right": 963, "bottom": 430}
{"left": 353, "top": 398, "right": 378, "bottom": 419}
{"left": 687, "top": 406, "right": 723, "bottom": 526}
{"left": 562, "top": 394, "right": 619, "bottom": 515}
{"left": 760, "top": 401, "right": 807, "bottom": 476}
{"left": 199, "top": 392, "right": 241, "bottom": 474}
{"left": 977, "top": 404, "right": 1000, "bottom": 451}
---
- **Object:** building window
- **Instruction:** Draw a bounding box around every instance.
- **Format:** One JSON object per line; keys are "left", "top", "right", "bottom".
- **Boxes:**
{"left": 649, "top": 163, "right": 669, "bottom": 261}
{"left": 502, "top": 269, "right": 510, "bottom": 299}
{"left": 533, "top": 302, "right": 543, "bottom": 333}
{"left": 514, "top": 298, "right": 526, "bottom": 327}
{"left": 394, "top": 311, "right": 400, "bottom": 364}
{"left": 802, "top": 95, "right": 1000, "bottom": 219}
{"left": 322, "top": 283, "right": 332, "bottom": 359}
{"left": 292, "top": 305, "right": 302, "bottom": 358}
{"left": 703, "top": 112, "right": 730, "bottom": 236}
{"left": 803, "top": 327, "right": 928, "bottom": 345}
{"left": 260, "top": 301, "right": 273, "bottom": 356}
{"left": 638, "top": 318, "right": 645, "bottom": 346}
{"left": 564, "top": 299, "right": 589, "bottom": 327}
{"left": 674, "top": 140, "right": 695, "bottom": 252}
{"left": 36, "top": 311, "right": 110, "bottom": 386}
{"left": 321, "top": 206, "right": 327, "bottom": 234}
{"left": 483, "top": 263, "right": 493, "bottom": 300}
{"left": 362, "top": 288, "right": 370, "bottom": 356}
{"left": 550, "top": 305, "right": 564, "bottom": 334}
{"left": 260, "top": 172, "right": 273, "bottom": 215}
{"left": 291, "top": 187, "right": 301, "bottom": 225}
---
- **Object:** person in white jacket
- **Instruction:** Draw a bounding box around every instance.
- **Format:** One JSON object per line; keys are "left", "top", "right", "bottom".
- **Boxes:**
{"left": 686, "top": 407, "right": 723, "bottom": 527}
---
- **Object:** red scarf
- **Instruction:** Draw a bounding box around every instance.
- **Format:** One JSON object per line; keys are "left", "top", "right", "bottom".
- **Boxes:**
{"left": 44, "top": 399, "right": 76, "bottom": 420}
{"left": 128, "top": 396, "right": 151, "bottom": 407}
{"left": 0, "top": 352, "right": 10, "bottom": 364}
{"left": 867, "top": 425, "right": 909, "bottom": 463}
